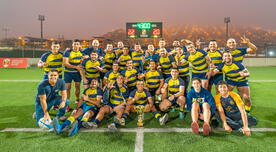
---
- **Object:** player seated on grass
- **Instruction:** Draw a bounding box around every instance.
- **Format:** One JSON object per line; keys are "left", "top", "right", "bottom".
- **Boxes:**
{"left": 53, "top": 78, "right": 102, "bottom": 136}
{"left": 214, "top": 81, "right": 257, "bottom": 136}
{"left": 187, "top": 78, "right": 216, "bottom": 136}
{"left": 159, "top": 68, "right": 186, "bottom": 119}
{"left": 144, "top": 60, "right": 164, "bottom": 105}
{"left": 122, "top": 80, "right": 169, "bottom": 125}
{"left": 35, "top": 69, "right": 69, "bottom": 124}
{"left": 84, "top": 75, "right": 128, "bottom": 131}
{"left": 212, "top": 51, "right": 252, "bottom": 113}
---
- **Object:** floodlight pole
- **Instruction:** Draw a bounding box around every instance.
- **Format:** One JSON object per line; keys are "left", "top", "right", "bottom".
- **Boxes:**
{"left": 38, "top": 15, "right": 45, "bottom": 39}
{"left": 224, "top": 17, "right": 231, "bottom": 42}
{"left": 2, "top": 28, "right": 9, "bottom": 39}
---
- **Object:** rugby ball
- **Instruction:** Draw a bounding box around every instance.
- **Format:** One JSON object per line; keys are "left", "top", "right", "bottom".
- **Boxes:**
{"left": 38, "top": 118, "right": 53, "bottom": 130}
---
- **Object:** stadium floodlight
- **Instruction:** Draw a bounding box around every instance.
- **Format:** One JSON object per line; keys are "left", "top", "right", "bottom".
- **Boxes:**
{"left": 224, "top": 17, "right": 231, "bottom": 41}
{"left": 38, "top": 15, "right": 45, "bottom": 39}
{"left": 268, "top": 51, "right": 275, "bottom": 56}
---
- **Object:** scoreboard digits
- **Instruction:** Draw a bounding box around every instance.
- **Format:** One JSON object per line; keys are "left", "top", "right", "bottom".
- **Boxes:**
{"left": 126, "top": 22, "right": 162, "bottom": 38}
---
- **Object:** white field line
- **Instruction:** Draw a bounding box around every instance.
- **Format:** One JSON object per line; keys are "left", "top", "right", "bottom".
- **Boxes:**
{"left": 135, "top": 128, "right": 144, "bottom": 152}
{"left": 1, "top": 80, "right": 276, "bottom": 82}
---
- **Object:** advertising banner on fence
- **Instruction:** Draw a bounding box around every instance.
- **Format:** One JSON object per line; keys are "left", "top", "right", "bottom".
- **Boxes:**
{"left": 0, "top": 58, "right": 28, "bottom": 68}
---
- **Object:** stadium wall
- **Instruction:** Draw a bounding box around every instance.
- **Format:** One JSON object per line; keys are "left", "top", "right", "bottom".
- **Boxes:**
{"left": 26, "top": 58, "right": 276, "bottom": 67}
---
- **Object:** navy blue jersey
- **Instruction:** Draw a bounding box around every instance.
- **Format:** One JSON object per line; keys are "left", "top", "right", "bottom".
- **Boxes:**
{"left": 186, "top": 88, "right": 216, "bottom": 112}
{"left": 36, "top": 79, "right": 66, "bottom": 102}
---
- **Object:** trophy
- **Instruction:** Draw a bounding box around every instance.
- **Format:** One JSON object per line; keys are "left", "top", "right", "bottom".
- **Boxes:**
{"left": 135, "top": 105, "right": 145, "bottom": 127}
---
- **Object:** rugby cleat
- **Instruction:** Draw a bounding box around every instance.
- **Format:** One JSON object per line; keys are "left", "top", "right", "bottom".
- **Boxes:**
{"left": 114, "top": 117, "right": 125, "bottom": 126}
{"left": 191, "top": 121, "right": 199, "bottom": 135}
{"left": 159, "top": 113, "right": 169, "bottom": 125}
{"left": 68, "top": 121, "right": 79, "bottom": 137}
{"left": 82, "top": 122, "right": 98, "bottom": 129}
{"left": 108, "top": 123, "right": 118, "bottom": 132}
{"left": 53, "top": 117, "right": 62, "bottom": 134}
{"left": 203, "top": 122, "right": 211, "bottom": 136}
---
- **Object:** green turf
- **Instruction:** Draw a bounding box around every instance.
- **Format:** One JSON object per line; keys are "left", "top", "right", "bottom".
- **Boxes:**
{"left": 0, "top": 132, "right": 135, "bottom": 152}
{"left": 144, "top": 132, "right": 276, "bottom": 152}
{"left": 0, "top": 67, "right": 276, "bottom": 151}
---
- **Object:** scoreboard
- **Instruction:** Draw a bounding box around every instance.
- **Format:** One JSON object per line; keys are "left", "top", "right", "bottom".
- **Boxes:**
{"left": 126, "top": 22, "right": 162, "bottom": 38}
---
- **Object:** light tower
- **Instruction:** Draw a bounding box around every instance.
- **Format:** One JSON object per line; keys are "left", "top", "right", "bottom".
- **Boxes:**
{"left": 224, "top": 17, "right": 231, "bottom": 42}
{"left": 38, "top": 15, "right": 45, "bottom": 39}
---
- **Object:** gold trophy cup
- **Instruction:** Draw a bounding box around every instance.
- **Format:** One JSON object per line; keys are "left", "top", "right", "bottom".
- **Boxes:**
{"left": 135, "top": 105, "right": 145, "bottom": 127}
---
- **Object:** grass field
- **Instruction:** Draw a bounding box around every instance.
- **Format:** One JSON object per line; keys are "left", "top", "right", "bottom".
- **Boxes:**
{"left": 0, "top": 67, "right": 276, "bottom": 152}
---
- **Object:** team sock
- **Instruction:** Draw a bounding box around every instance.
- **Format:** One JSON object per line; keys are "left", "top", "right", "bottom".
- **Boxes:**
{"left": 245, "top": 105, "right": 251, "bottom": 113}
{"left": 94, "top": 119, "right": 100, "bottom": 125}
{"left": 62, "top": 116, "right": 75, "bottom": 129}
{"left": 153, "top": 111, "right": 161, "bottom": 120}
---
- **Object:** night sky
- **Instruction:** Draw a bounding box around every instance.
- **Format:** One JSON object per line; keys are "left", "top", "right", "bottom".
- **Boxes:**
{"left": 1, "top": 0, "right": 276, "bottom": 39}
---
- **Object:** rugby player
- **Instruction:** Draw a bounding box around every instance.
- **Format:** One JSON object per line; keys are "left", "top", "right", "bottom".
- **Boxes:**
{"left": 212, "top": 52, "right": 252, "bottom": 112}
{"left": 214, "top": 81, "right": 257, "bottom": 136}
{"left": 159, "top": 68, "right": 186, "bottom": 119}
{"left": 38, "top": 41, "right": 63, "bottom": 80}
{"left": 187, "top": 78, "right": 216, "bottom": 136}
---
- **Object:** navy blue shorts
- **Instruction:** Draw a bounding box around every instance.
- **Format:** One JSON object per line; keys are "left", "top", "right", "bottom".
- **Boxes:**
{"left": 192, "top": 72, "right": 207, "bottom": 80}
{"left": 209, "top": 74, "right": 223, "bottom": 85}
{"left": 226, "top": 79, "right": 249, "bottom": 87}
{"left": 80, "top": 102, "right": 98, "bottom": 114}
{"left": 64, "top": 72, "right": 82, "bottom": 83}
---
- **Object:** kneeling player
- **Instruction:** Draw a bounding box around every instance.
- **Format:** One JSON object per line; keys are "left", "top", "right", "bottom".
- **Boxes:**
{"left": 187, "top": 78, "right": 216, "bottom": 136}
{"left": 215, "top": 81, "right": 257, "bottom": 136}
{"left": 35, "top": 69, "right": 69, "bottom": 127}
{"left": 123, "top": 80, "right": 168, "bottom": 125}
{"left": 85, "top": 75, "right": 128, "bottom": 131}
{"left": 53, "top": 78, "right": 102, "bottom": 136}
{"left": 159, "top": 68, "right": 186, "bottom": 119}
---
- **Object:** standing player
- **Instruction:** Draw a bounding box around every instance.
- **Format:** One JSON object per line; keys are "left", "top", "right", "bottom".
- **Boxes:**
{"left": 155, "top": 39, "right": 171, "bottom": 53}
{"left": 82, "top": 51, "right": 106, "bottom": 89}
{"left": 157, "top": 48, "right": 176, "bottom": 79}
{"left": 117, "top": 46, "right": 132, "bottom": 71}
{"left": 63, "top": 39, "right": 83, "bottom": 104}
{"left": 207, "top": 40, "right": 223, "bottom": 93}
{"left": 38, "top": 41, "right": 63, "bottom": 79}
{"left": 35, "top": 69, "right": 69, "bottom": 124}
{"left": 82, "top": 39, "right": 103, "bottom": 58}
{"left": 103, "top": 43, "right": 116, "bottom": 71}
{"left": 131, "top": 43, "right": 145, "bottom": 72}
{"left": 186, "top": 78, "right": 216, "bottom": 136}
{"left": 123, "top": 80, "right": 168, "bottom": 126}
{"left": 212, "top": 52, "right": 252, "bottom": 112}
{"left": 159, "top": 68, "right": 186, "bottom": 119}
{"left": 214, "top": 81, "right": 257, "bottom": 136}
{"left": 114, "top": 41, "right": 124, "bottom": 58}
{"left": 53, "top": 78, "right": 102, "bottom": 136}
{"left": 226, "top": 36, "right": 257, "bottom": 63}
{"left": 174, "top": 47, "right": 190, "bottom": 95}
{"left": 184, "top": 43, "right": 212, "bottom": 89}
{"left": 144, "top": 43, "right": 158, "bottom": 71}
